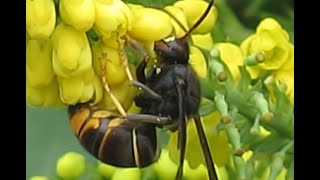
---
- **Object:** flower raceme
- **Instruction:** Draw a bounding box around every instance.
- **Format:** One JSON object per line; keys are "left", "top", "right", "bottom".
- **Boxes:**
{"left": 26, "top": 0, "right": 216, "bottom": 109}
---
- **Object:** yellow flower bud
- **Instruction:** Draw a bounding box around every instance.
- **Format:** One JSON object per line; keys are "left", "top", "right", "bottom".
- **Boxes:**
{"left": 183, "top": 162, "right": 208, "bottom": 180}
{"left": 112, "top": 168, "right": 141, "bottom": 180}
{"left": 215, "top": 43, "right": 244, "bottom": 81}
{"left": 191, "top": 33, "right": 214, "bottom": 50}
{"left": 59, "top": 0, "right": 95, "bottom": 32}
{"left": 94, "top": 0, "right": 132, "bottom": 39}
{"left": 29, "top": 176, "right": 49, "bottom": 180}
{"left": 91, "top": 41, "right": 127, "bottom": 87}
{"left": 97, "top": 161, "right": 117, "bottom": 178}
{"left": 128, "top": 5, "right": 173, "bottom": 41}
{"left": 101, "top": 77, "right": 138, "bottom": 111}
{"left": 26, "top": 39, "right": 55, "bottom": 88}
{"left": 57, "top": 68, "right": 102, "bottom": 105}
{"left": 151, "top": 149, "right": 178, "bottom": 180}
{"left": 174, "top": 0, "right": 218, "bottom": 34}
{"left": 26, "top": 78, "right": 61, "bottom": 108}
{"left": 26, "top": 0, "right": 56, "bottom": 39}
{"left": 56, "top": 152, "right": 85, "bottom": 179}
{"left": 79, "top": 69, "right": 96, "bottom": 103}
{"left": 189, "top": 46, "right": 207, "bottom": 78}
{"left": 57, "top": 75, "right": 84, "bottom": 104}
{"left": 26, "top": 32, "right": 31, "bottom": 44}
{"left": 91, "top": 74, "right": 104, "bottom": 104}
{"left": 51, "top": 23, "right": 92, "bottom": 78}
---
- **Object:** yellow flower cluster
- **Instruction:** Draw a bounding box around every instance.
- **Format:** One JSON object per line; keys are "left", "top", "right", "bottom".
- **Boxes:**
{"left": 26, "top": 0, "right": 217, "bottom": 110}
{"left": 241, "top": 18, "right": 294, "bottom": 104}
{"left": 26, "top": 0, "right": 136, "bottom": 110}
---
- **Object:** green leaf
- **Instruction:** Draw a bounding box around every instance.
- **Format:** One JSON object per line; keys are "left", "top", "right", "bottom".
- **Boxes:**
{"left": 238, "top": 66, "right": 251, "bottom": 92}
{"left": 250, "top": 135, "right": 290, "bottom": 154}
{"left": 262, "top": 82, "right": 294, "bottom": 138}
{"left": 199, "top": 97, "right": 216, "bottom": 116}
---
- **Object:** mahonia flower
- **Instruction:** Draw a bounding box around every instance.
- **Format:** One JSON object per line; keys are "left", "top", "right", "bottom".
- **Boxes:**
{"left": 26, "top": 78, "right": 62, "bottom": 107}
{"left": 241, "top": 18, "right": 294, "bottom": 104}
{"left": 128, "top": 4, "right": 173, "bottom": 41}
{"left": 189, "top": 45, "right": 208, "bottom": 78}
{"left": 94, "top": 0, "right": 132, "bottom": 48}
{"left": 173, "top": 0, "right": 218, "bottom": 34}
{"left": 59, "top": 0, "right": 96, "bottom": 32}
{"left": 151, "top": 149, "right": 178, "bottom": 180}
{"left": 26, "top": 0, "right": 56, "bottom": 39}
{"left": 26, "top": 39, "right": 55, "bottom": 88}
{"left": 51, "top": 22, "right": 92, "bottom": 78}
{"left": 215, "top": 43, "right": 244, "bottom": 81}
{"left": 191, "top": 33, "right": 214, "bottom": 50}
{"left": 241, "top": 18, "right": 292, "bottom": 72}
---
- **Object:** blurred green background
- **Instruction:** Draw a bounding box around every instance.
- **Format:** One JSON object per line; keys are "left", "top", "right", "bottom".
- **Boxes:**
{"left": 26, "top": 0, "right": 293, "bottom": 179}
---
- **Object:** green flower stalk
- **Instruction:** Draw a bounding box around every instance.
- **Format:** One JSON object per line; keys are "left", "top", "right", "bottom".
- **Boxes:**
{"left": 250, "top": 114, "right": 261, "bottom": 135}
{"left": 268, "top": 141, "right": 293, "bottom": 180}
{"left": 209, "top": 59, "right": 227, "bottom": 82}
{"left": 233, "top": 156, "right": 246, "bottom": 180}
{"left": 214, "top": 92, "right": 229, "bottom": 117}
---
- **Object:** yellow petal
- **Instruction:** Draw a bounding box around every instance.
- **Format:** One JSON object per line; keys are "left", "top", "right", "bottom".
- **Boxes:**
{"left": 57, "top": 76, "right": 84, "bottom": 104}
{"left": 215, "top": 43, "right": 244, "bottom": 81}
{"left": 26, "top": 78, "right": 61, "bottom": 108}
{"left": 51, "top": 23, "right": 92, "bottom": 77}
{"left": 26, "top": 39, "right": 55, "bottom": 88}
{"left": 26, "top": 0, "right": 56, "bottom": 39}
{"left": 191, "top": 33, "right": 214, "bottom": 50}
{"left": 240, "top": 34, "right": 256, "bottom": 57}
{"left": 91, "top": 41, "right": 127, "bottom": 86}
{"left": 59, "top": 0, "right": 95, "bottom": 31}
{"left": 174, "top": 0, "right": 218, "bottom": 34}
{"left": 189, "top": 46, "right": 207, "bottom": 78}
{"left": 94, "top": 0, "right": 132, "bottom": 38}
